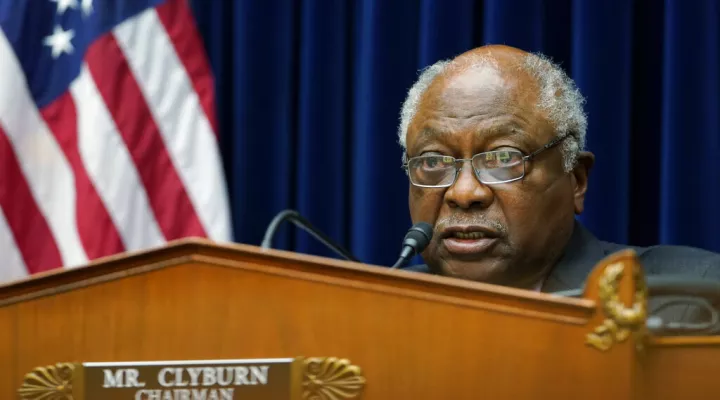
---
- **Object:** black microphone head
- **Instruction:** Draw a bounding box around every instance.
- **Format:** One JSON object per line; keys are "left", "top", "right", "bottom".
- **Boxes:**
{"left": 403, "top": 222, "right": 433, "bottom": 254}
{"left": 390, "top": 222, "right": 434, "bottom": 269}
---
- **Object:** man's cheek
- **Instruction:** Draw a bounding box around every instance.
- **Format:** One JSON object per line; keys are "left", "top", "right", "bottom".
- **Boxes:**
{"left": 410, "top": 193, "right": 444, "bottom": 222}
{"left": 497, "top": 192, "right": 538, "bottom": 226}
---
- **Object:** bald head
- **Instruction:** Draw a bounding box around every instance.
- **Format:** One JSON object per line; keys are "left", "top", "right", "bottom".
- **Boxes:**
{"left": 460, "top": 44, "right": 531, "bottom": 60}
{"left": 451, "top": 44, "right": 533, "bottom": 71}
{"left": 399, "top": 45, "right": 587, "bottom": 172}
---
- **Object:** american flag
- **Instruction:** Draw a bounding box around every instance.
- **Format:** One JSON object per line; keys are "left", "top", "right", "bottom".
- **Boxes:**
{"left": 0, "top": 0, "right": 232, "bottom": 283}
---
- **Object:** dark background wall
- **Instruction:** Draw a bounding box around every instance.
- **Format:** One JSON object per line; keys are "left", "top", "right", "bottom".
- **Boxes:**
{"left": 189, "top": 0, "right": 720, "bottom": 267}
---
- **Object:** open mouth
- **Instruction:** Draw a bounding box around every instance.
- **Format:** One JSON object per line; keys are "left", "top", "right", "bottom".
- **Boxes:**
{"left": 440, "top": 227, "right": 500, "bottom": 255}
{"left": 450, "top": 232, "right": 489, "bottom": 240}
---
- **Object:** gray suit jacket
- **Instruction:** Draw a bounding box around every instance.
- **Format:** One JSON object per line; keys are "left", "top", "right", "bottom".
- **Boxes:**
{"left": 402, "top": 221, "right": 720, "bottom": 331}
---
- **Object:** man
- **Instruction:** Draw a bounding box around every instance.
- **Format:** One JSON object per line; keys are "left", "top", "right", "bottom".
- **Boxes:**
{"left": 398, "top": 45, "right": 719, "bottom": 330}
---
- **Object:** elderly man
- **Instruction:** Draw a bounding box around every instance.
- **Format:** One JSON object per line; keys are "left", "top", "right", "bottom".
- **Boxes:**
{"left": 398, "top": 45, "right": 720, "bottom": 300}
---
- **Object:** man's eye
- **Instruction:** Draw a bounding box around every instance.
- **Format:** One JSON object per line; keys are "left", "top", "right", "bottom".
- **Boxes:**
{"left": 421, "top": 156, "right": 453, "bottom": 170}
{"left": 423, "top": 158, "right": 440, "bottom": 169}
{"left": 498, "top": 151, "right": 513, "bottom": 164}
{"left": 482, "top": 151, "right": 522, "bottom": 168}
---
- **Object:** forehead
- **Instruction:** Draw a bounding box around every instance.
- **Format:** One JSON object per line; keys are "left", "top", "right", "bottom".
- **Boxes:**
{"left": 407, "top": 63, "right": 547, "bottom": 146}
{"left": 443, "top": 64, "right": 506, "bottom": 96}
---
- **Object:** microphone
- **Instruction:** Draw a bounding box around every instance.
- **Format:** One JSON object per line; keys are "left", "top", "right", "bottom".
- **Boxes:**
{"left": 260, "top": 209, "right": 359, "bottom": 262}
{"left": 390, "top": 222, "right": 433, "bottom": 269}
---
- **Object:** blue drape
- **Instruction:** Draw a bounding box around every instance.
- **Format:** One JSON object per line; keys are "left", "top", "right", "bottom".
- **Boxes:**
{"left": 189, "top": 0, "right": 720, "bottom": 266}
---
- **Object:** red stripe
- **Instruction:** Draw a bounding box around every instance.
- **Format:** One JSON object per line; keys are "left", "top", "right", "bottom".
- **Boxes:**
{"left": 156, "top": 0, "right": 219, "bottom": 135}
{"left": 0, "top": 125, "right": 63, "bottom": 274}
{"left": 85, "top": 34, "right": 207, "bottom": 240}
{"left": 40, "top": 91, "right": 126, "bottom": 260}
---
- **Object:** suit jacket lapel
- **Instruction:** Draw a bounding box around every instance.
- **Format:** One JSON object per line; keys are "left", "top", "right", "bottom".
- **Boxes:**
{"left": 541, "top": 221, "right": 617, "bottom": 293}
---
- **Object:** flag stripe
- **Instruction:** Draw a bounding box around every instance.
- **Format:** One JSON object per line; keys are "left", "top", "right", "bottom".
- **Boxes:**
{"left": 0, "top": 30, "right": 88, "bottom": 268}
{"left": 70, "top": 64, "right": 166, "bottom": 251}
{"left": 0, "top": 126, "right": 63, "bottom": 274}
{"left": 40, "top": 91, "right": 127, "bottom": 259}
{"left": 0, "top": 1, "right": 231, "bottom": 281}
{"left": 0, "top": 207, "right": 30, "bottom": 282}
{"left": 155, "top": 0, "right": 218, "bottom": 135}
{"left": 113, "top": 9, "right": 231, "bottom": 241}
{"left": 85, "top": 34, "right": 207, "bottom": 240}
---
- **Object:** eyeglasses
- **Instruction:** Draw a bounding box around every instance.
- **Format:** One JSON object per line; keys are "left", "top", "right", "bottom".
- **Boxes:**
{"left": 402, "top": 134, "right": 571, "bottom": 188}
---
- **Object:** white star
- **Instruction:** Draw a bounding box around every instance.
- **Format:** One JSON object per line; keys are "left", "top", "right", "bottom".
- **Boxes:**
{"left": 81, "top": 0, "right": 93, "bottom": 17}
{"left": 49, "top": 0, "right": 78, "bottom": 15}
{"left": 43, "top": 25, "right": 75, "bottom": 59}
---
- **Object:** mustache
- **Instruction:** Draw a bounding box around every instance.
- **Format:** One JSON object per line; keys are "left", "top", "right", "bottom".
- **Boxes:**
{"left": 434, "top": 214, "right": 508, "bottom": 236}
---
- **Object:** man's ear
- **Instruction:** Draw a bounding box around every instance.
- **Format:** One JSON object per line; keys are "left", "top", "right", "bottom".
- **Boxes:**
{"left": 571, "top": 151, "right": 594, "bottom": 215}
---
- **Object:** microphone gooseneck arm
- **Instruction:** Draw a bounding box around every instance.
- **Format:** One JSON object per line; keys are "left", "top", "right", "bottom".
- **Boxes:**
{"left": 391, "top": 245, "right": 416, "bottom": 269}
{"left": 261, "top": 209, "right": 359, "bottom": 262}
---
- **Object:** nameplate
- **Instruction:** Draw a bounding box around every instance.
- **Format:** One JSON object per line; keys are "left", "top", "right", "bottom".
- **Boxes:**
{"left": 18, "top": 357, "right": 365, "bottom": 400}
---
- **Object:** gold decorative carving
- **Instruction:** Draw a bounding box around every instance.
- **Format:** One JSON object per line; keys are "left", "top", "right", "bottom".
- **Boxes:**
{"left": 18, "top": 363, "right": 78, "bottom": 400}
{"left": 301, "top": 357, "right": 366, "bottom": 400}
{"left": 586, "top": 261, "right": 648, "bottom": 351}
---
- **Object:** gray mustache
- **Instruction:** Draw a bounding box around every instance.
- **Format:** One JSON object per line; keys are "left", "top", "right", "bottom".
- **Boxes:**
{"left": 434, "top": 215, "right": 508, "bottom": 235}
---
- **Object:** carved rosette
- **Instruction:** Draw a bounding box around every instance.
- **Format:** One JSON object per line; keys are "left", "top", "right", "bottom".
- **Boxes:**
{"left": 301, "top": 357, "right": 366, "bottom": 400}
{"left": 586, "top": 261, "right": 648, "bottom": 351}
{"left": 18, "top": 363, "right": 78, "bottom": 400}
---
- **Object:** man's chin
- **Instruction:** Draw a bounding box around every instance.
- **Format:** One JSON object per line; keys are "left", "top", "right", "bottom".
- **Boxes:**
{"left": 435, "top": 258, "right": 508, "bottom": 284}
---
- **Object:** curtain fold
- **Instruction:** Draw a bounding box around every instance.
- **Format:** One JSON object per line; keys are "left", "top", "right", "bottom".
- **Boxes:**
{"left": 294, "top": 0, "right": 352, "bottom": 256}
{"left": 660, "top": 0, "right": 720, "bottom": 249}
{"left": 190, "top": 0, "right": 720, "bottom": 266}
{"left": 571, "top": 0, "right": 634, "bottom": 243}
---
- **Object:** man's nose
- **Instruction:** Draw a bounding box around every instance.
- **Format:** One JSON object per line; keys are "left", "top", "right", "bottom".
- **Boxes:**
{"left": 444, "top": 162, "right": 494, "bottom": 209}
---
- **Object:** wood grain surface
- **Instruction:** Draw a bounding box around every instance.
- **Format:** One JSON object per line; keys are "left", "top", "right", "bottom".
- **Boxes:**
{"left": 0, "top": 239, "right": 717, "bottom": 399}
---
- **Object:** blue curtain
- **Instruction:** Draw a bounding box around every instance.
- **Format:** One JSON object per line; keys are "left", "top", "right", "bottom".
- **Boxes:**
{"left": 189, "top": 0, "right": 720, "bottom": 267}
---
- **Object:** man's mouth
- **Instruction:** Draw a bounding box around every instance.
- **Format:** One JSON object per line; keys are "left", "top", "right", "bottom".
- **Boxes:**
{"left": 450, "top": 232, "right": 489, "bottom": 240}
{"left": 440, "top": 227, "right": 501, "bottom": 255}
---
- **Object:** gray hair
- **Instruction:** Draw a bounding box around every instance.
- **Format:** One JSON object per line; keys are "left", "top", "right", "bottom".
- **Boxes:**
{"left": 397, "top": 52, "right": 587, "bottom": 172}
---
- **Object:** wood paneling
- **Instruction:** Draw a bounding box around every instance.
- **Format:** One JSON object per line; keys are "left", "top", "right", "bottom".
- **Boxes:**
{"left": 0, "top": 239, "right": 717, "bottom": 399}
